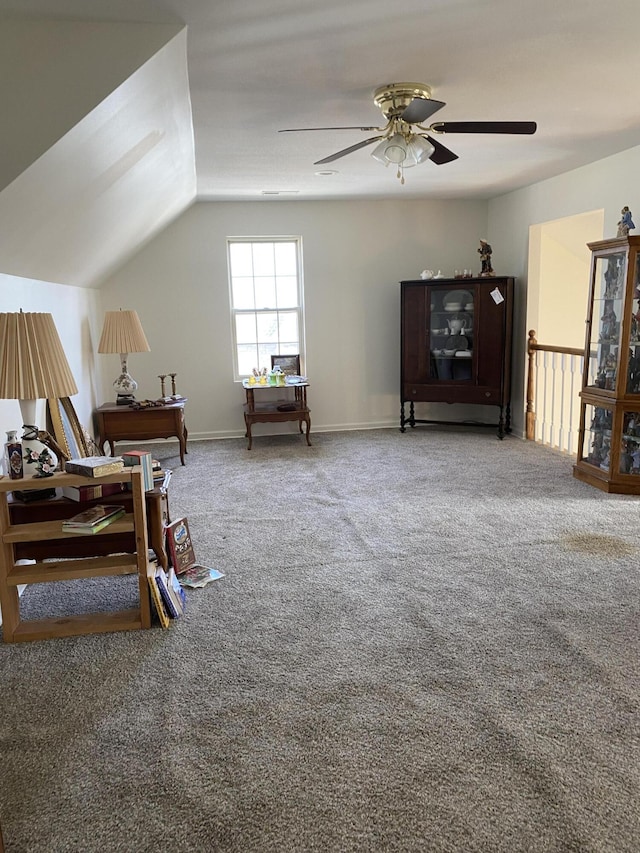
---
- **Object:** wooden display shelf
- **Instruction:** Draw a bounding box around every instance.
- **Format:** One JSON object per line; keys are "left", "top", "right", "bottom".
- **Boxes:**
{"left": 0, "top": 468, "right": 151, "bottom": 643}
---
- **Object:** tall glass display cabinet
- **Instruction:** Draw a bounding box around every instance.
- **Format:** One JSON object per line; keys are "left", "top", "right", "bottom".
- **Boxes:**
{"left": 574, "top": 235, "right": 640, "bottom": 493}
{"left": 400, "top": 276, "right": 514, "bottom": 438}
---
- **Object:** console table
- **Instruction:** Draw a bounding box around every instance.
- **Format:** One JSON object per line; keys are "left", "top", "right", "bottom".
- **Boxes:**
{"left": 95, "top": 400, "right": 188, "bottom": 465}
{"left": 242, "top": 379, "right": 311, "bottom": 450}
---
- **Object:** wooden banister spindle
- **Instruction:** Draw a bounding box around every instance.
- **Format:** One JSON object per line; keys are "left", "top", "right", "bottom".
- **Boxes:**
{"left": 526, "top": 330, "right": 538, "bottom": 440}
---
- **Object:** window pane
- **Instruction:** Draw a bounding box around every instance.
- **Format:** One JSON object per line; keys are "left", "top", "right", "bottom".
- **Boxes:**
{"left": 236, "top": 314, "right": 257, "bottom": 344}
{"left": 274, "top": 242, "right": 297, "bottom": 275}
{"left": 254, "top": 276, "right": 276, "bottom": 309}
{"left": 232, "top": 277, "right": 255, "bottom": 310}
{"left": 257, "top": 344, "right": 278, "bottom": 372}
{"left": 229, "top": 243, "right": 253, "bottom": 277}
{"left": 237, "top": 344, "right": 257, "bottom": 376}
{"left": 276, "top": 276, "right": 298, "bottom": 308}
{"left": 257, "top": 312, "right": 279, "bottom": 343}
{"left": 252, "top": 243, "right": 275, "bottom": 276}
{"left": 278, "top": 311, "right": 299, "bottom": 343}
{"left": 229, "top": 238, "right": 303, "bottom": 380}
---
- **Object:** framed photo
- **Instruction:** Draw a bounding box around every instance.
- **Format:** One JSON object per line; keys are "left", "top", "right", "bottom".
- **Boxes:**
{"left": 46, "top": 397, "right": 92, "bottom": 460}
{"left": 271, "top": 354, "right": 301, "bottom": 376}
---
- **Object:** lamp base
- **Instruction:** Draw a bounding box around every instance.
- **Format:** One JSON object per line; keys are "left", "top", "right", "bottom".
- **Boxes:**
{"left": 116, "top": 393, "right": 136, "bottom": 406}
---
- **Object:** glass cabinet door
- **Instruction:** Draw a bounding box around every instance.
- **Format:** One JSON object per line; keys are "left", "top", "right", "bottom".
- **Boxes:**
{"left": 620, "top": 410, "right": 640, "bottom": 474}
{"left": 588, "top": 252, "right": 626, "bottom": 390}
{"left": 428, "top": 286, "right": 474, "bottom": 381}
{"left": 581, "top": 402, "right": 613, "bottom": 472}
{"left": 627, "top": 255, "right": 640, "bottom": 393}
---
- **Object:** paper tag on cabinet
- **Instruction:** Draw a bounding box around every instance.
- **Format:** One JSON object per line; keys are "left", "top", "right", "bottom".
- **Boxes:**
{"left": 490, "top": 287, "right": 504, "bottom": 305}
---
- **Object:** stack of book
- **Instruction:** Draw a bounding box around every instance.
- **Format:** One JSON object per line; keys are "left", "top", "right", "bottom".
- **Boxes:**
{"left": 64, "top": 456, "right": 124, "bottom": 477}
{"left": 148, "top": 563, "right": 186, "bottom": 626}
{"left": 61, "top": 504, "right": 126, "bottom": 535}
{"left": 122, "top": 450, "right": 154, "bottom": 491}
{"left": 61, "top": 482, "right": 126, "bottom": 502}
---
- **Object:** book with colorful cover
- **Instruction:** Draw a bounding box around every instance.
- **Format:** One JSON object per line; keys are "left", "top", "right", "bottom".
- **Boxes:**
{"left": 61, "top": 504, "right": 126, "bottom": 534}
{"left": 64, "top": 456, "right": 124, "bottom": 478}
{"left": 147, "top": 564, "right": 171, "bottom": 629}
{"left": 178, "top": 565, "right": 225, "bottom": 589}
{"left": 168, "top": 566, "right": 187, "bottom": 610}
{"left": 155, "top": 566, "right": 181, "bottom": 618}
{"left": 165, "top": 517, "right": 197, "bottom": 574}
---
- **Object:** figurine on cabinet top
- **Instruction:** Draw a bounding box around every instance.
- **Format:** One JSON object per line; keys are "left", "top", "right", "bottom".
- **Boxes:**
{"left": 616, "top": 206, "right": 635, "bottom": 238}
{"left": 477, "top": 240, "right": 495, "bottom": 277}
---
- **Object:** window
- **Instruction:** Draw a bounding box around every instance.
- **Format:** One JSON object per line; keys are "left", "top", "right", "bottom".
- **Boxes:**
{"left": 228, "top": 238, "right": 304, "bottom": 378}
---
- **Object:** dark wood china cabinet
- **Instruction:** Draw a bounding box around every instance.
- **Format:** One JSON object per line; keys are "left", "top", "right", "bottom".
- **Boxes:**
{"left": 400, "top": 276, "right": 514, "bottom": 438}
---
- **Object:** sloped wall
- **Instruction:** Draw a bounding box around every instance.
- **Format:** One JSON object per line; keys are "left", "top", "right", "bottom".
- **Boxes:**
{"left": 0, "top": 27, "right": 196, "bottom": 289}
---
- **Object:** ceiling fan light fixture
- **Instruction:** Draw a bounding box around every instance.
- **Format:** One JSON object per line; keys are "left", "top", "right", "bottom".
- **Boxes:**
{"left": 407, "top": 135, "right": 435, "bottom": 165}
{"left": 371, "top": 133, "right": 408, "bottom": 165}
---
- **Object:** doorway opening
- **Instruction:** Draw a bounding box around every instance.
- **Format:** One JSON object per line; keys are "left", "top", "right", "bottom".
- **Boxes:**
{"left": 526, "top": 210, "right": 604, "bottom": 453}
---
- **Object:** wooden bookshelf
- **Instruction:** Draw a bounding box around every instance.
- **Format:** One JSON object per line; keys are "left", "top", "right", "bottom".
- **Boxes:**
{"left": 0, "top": 468, "right": 152, "bottom": 642}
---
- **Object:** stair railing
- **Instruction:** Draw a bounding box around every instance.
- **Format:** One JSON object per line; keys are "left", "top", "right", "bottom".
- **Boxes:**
{"left": 526, "top": 330, "right": 586, "bottom": 455}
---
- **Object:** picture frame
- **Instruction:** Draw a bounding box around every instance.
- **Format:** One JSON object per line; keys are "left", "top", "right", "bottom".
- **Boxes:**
{"left": 271, "top": 354, "right": 301, "bottom": 376}
{"left": 46, "top": 397, "right": 92, "bottom": 461}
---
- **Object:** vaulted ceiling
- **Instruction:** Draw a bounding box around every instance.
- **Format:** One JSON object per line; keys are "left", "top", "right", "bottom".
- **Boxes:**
{"left": 1, "top": 0, "right": 640, "bottom": 285}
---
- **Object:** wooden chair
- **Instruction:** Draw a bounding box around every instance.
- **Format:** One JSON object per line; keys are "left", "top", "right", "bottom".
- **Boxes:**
{"left": 271, "top": 354, "right": 301, "bottom": 376}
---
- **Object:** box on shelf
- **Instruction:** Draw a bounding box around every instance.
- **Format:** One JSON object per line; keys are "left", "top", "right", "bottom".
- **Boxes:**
{"left": 64, "top": 456, "right": 124, "bottom": 478}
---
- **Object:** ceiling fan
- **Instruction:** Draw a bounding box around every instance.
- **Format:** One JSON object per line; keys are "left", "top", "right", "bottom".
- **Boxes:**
{"left": 279, "top": 82, "right": 537, "bottom": 183}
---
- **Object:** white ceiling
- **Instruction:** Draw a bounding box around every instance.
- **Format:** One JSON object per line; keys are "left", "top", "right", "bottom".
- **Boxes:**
{"left": 2, "top": 0, "right": 640, "bottom": 202}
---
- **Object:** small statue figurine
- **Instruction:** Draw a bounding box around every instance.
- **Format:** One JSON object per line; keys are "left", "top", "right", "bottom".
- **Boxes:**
{"left": 478, "top": 239, "right": 495, "bottom": 277}
{"left": 616, "top": 206, "right": 635, "bottom": 238}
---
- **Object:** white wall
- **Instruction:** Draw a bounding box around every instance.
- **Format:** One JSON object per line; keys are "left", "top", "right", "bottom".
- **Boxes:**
{"left": 0, "top": 275, "right": 103, "bottom": 447}
{"left": 100, "top": 198, "right": 488, "bottom": 439}
{"left": 489, "top": 143, "right": 640, "bottom": 437}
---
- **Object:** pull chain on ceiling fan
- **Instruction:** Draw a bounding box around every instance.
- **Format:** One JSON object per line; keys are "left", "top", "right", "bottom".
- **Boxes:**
{"left": 279, "top": 82, "right": 537, "bottom": 183}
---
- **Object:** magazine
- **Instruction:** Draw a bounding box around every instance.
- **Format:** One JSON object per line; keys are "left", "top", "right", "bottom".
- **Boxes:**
{"left": 178, "top": 564, "right": 225, "bottom": 589}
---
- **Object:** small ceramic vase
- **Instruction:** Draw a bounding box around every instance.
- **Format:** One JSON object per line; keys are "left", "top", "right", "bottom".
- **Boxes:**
{"left": 21, "top": 425, "right": 57, "bottom": 477}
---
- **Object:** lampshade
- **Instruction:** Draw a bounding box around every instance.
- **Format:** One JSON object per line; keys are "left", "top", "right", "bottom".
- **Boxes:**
{"left": 0, "top": 311, "right": 78, "bottom": 402}
{"left": 98, "top": 309, "right": 150, "bottom": 405}
{"left": 97, "top": 310, "right": 150, "bottom": 355}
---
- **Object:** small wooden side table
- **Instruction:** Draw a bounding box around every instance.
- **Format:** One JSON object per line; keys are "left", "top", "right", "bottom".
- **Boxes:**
{"left": 95, "top": 400, "right": 188, "bottom": 465}
{"left": 242, "top": 379, "right": 311, "bottom": 450}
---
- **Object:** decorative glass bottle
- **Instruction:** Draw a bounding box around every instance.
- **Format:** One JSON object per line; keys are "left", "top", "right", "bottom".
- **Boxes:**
{"left": 5, "top": 430, "right": 23, "bottom": 480}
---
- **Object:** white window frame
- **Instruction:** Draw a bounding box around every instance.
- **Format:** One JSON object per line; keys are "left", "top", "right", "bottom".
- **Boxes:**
{"left": 227, "top": 237, "right": 305, "bottom": 380}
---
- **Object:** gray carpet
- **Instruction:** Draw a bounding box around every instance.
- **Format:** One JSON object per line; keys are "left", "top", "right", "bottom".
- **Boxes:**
{"left": 0, "top": 428, "right": 639, "bottom": 852}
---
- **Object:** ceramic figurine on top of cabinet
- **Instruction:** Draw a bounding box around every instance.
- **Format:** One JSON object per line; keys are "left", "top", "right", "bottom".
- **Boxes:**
{"left": 477, "top": 240, "right": 495, "bottom": 277}
{"left": 617, "top": 206, "right": 635, "bottom": 238}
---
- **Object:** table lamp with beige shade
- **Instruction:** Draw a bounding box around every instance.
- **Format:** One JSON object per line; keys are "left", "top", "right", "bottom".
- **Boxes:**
{"left": 0, "top": 311, "right": 78, "bottom": 476}
{"left": 98, "top": 309, "right": 150, "bottom": 405}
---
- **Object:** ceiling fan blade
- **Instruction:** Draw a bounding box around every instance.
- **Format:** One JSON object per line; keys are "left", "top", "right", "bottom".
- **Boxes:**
{"left": 401, "top": 97, "right": 446, "bottom": 124}
{"left": 431, "top": 121, "right": 537, "bottom": 135}
{"left": 279, "top": 126, "right": 380, "bottom": 133}
{"left": 423, "top": 135, "right": 459, "bottom": 165}
{"left": 313, "top": 136, "right": 384, "bottom": 165}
